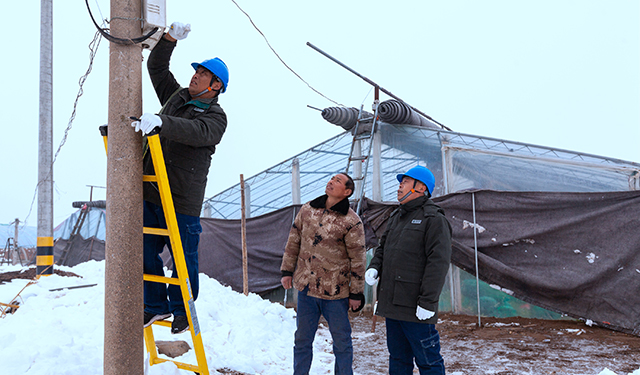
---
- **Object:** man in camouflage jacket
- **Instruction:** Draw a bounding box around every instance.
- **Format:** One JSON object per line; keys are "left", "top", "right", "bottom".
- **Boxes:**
{"left": 281, "top": 173, "right": 366, "bottom": 375}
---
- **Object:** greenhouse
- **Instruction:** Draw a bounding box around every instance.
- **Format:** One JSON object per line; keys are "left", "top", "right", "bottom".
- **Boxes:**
{"left": 200, "top": 101, "right": 640, "bottom": 334}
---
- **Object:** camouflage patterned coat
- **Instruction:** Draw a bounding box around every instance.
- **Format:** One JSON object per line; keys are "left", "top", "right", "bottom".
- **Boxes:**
{"left": 280, "top": 195, "right": 366, "bottom": 300}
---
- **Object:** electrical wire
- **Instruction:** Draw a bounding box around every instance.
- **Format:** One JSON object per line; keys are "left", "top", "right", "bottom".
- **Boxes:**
{"left": 22, "top": 30, "right": 103, "bottom": 229}
{"left": 84, "top": 0, "right": 158, "bottom": 45}
{"left": 228, "top": 0, "right": 343, "bottom": 107}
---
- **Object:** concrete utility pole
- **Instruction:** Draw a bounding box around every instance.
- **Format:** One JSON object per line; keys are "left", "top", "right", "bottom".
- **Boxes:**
{"left": 36, "top": 0, "right": 54, "bottom": 277}
{"left": 104, "top": 0, "right": 144, "bottom": 374}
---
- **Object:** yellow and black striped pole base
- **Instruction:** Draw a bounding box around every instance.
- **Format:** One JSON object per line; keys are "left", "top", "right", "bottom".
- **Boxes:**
{"left": 36, "top": 237, "right": 54, "bottom": 276}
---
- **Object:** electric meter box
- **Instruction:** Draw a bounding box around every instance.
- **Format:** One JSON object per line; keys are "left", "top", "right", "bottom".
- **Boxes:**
{"left": 142, "top": 0, "right": 166, "bottom": 50}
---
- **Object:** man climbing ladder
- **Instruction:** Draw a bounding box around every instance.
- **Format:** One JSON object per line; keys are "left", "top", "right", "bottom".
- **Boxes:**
{"left": 131, "top": 21, "right": 229, "bottom": 334}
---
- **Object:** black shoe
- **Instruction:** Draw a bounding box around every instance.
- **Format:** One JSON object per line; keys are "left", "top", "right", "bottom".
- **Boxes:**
{"left": 144, "top": 311, "right": 171, "bottom": 328}
{"left": 171, "top": 315, "right": 189, "bottom": 334}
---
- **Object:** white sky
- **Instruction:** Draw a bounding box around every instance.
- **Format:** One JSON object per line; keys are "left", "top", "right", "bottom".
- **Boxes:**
{"left": 0, "top": 0, "right": 638, "bottom": 226}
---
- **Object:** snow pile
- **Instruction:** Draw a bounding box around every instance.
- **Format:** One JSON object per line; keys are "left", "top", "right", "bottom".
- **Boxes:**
{"left": 0, "top": 261, "right": 335, "bottom": 375}
{"left": 1, "top": 261, "right": 639, "bottom": 375}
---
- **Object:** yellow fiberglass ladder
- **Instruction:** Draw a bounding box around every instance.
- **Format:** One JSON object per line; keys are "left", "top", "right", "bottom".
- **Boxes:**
{"left": 99, "top": 125, "right": 209, "bottom": 375}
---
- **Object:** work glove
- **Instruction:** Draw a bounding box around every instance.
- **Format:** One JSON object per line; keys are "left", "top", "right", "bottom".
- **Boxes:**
{"left": 416, "top": 305, "right": 435, "bottom": 320}
{"left": 168, "top": 22, "right": 191, "bottom": 40}
{"left": 131, "top": 113, "right": 162, "bottom": 135}
{"left": 365, "top": 269, "right": 378, "bottom": 286}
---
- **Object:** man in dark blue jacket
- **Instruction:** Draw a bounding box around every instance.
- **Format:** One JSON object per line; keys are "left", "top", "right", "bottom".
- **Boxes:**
{"left": 131, "top": 22, "right": 228, "bottom": 334}
{"left": 365, "top": 166, "right": 452, "bottom": 375}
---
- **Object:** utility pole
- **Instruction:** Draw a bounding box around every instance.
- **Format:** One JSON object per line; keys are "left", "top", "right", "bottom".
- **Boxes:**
{"left": 36, "top": 0, "right": 54, "bottom": 277}
{"left": 104, "top": 0, "right": 144, "bottom": 374}
{"left": 13, "top": 218, "right": 20, "bottom": 265}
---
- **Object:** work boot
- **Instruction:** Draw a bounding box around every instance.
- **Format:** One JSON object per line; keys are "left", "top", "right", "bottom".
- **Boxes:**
{"left": 171, "top": 315, "right": 189, "bottom": 334}
{"left": 144, "top": 312, "right": 171, "bottom": 328}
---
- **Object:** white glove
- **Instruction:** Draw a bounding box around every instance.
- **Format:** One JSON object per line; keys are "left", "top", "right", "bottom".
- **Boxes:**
{"left": 365, "top": 269, "right": 378, "bottom": 286}
{"left": 416, "top": 305, "right": 435, "bottom": 320}
{"left": 168, "top": 22, "right": 191, "bottom": 40}
{"left": 131, "top": 113, "right": 162, "bottom": 135}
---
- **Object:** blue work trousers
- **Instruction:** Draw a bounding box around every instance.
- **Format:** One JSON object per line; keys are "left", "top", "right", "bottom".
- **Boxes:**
{"left": 385, "top": 318, "right": 445, "bottom": 375}
{"left": 143, "top": 201, "right": 201, "bottom": 317}
{"left": 294, "top": 287, "right": 353, "bottom": 375}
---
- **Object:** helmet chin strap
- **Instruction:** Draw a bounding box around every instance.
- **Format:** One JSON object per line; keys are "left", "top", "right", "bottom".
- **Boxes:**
{"left": 192, "top": 86, "right": 216, "bottom": 98}
{"left": 398, "top": 189, "right": 415, "bottom": 203}
{"left": 398, "top": 180, "right": 419, "bottom": 203}
{"left": 192, "top": 75, "right": 220, "bottom": 98}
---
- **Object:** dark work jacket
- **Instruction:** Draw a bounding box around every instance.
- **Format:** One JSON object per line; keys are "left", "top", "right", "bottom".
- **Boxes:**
{"left": 368, "top": 195, "right": 452, "bottom": 324}
{"left": 143, "top": 36, "right": 227, "bottom": 217}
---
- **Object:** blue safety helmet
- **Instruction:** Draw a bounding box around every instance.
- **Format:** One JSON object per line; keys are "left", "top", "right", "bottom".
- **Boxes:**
{"left": 396, "top": 166, "right": 435, "bottom": 195}
{"left": 191, "top": 57, "right": 229, "bottom": 93}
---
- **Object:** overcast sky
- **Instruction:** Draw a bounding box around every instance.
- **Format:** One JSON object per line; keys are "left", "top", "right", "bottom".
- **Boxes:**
{"left": 0, "top": 0, "right": 638, "bottom": 226}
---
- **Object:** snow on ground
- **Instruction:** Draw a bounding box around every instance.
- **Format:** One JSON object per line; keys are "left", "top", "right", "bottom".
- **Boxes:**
{"left": 0, "top": 261, "right": 639, "bottom": 375}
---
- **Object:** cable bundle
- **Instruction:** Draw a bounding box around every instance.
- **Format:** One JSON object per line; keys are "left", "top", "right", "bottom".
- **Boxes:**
{"left": 378, "top": 100, "right": 439, "bottom": 129}
{"left": 321, "top": 107, "right": 372, "bottom": 131}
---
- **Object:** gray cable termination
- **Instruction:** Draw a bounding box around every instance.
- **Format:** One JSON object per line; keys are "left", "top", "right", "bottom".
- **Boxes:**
{"left": 321, "top": 107, "right": 373, "bottom": 131}
{"left": 377, "top": 100, "right": 440, "bottom": 129}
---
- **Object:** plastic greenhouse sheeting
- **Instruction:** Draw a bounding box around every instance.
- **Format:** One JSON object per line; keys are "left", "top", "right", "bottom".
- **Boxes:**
{"left": 359, "top": 191, "right": 640, "bottom": 336}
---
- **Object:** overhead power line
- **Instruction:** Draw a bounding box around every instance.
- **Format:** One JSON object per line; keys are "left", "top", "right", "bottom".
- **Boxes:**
{"left": 228, "top": 0, "right": 343, "bottom": 107}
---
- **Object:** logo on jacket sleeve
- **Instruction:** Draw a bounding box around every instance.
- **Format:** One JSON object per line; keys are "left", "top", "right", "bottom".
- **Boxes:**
{"left": 411, "top": 219, "right": 422, "bottom": 224}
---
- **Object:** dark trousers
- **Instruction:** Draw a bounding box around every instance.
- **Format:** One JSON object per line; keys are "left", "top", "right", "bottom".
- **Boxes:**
{"left": 143, "top": 201, "right": 202, "bottom": 316}
{"left": 385, "top": 318, "right": 445, "bottom": 375}
{"left": 294, "top": 287, "right": 353, "bottom": 375}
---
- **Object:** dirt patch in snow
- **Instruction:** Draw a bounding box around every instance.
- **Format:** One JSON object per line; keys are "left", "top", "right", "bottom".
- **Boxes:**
{"left": 213, "top": 311, "right": 640, "bottom": 375}
{"left": 350, "top": 312, "right": 640, "bottom": 375}
{"left": 0, "top": 267, "right": 80, "bottom": 284}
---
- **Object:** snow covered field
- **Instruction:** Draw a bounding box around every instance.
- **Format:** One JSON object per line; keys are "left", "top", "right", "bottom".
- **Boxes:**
{"left": 1, "top": 261, "right": 638, "bottom": 375}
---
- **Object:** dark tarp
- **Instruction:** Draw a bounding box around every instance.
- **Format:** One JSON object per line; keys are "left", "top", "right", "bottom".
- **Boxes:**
{"left": 358, "top": 191, "right": 640, "bottom": 336}
{"left": 54, "top": 237, "right": 105, "bottom": 266}
{"left": 197, "top": 205, "right": 301, "bottom": 296}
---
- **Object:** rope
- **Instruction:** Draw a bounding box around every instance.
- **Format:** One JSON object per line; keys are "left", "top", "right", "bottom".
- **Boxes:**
{"left": 22, "top": 30, "right": 103, "bottom": 228}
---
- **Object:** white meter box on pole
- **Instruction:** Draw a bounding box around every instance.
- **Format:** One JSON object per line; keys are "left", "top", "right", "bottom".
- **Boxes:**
{"left": 142, "top": 0, "right": 166, "bottom": 50}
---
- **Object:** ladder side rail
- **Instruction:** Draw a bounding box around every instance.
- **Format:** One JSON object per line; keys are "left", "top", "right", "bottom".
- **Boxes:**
{"left": 58, "top": 208, "right": 89, "bottom": 266}
{"left": 101, "top": 127, "right": 209, "bottom": 374}
{"left": 145, "top": 134, "right": 210, "bottom": 375}
{"left": 345, "top": 105, "right": 366, "bottom": 174}
{"left": 355, "top": 105, "right": 381, "bottom": 215}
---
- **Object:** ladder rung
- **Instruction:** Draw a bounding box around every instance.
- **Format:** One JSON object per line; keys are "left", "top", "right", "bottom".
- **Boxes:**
{"left": 143, "top": 274, "right": 181, "bottom": 285}
{"left": 359, "top": 117, "right": 374, "bottom": 122}
{"left": 352, "top": 177, "right": 365, "bottom": 181}
{"left": 143, "top": 175, "right": 157, "bottom": 182}
{"left": 354, "top": 133, "right": 371, "bottom": 140}
{"left": 143, "top": 227, "right": 169, "bottom": 236}
{"left": 150, "top": 358, "right": 200, "bottom": 372}
{"left": 151, "top": 319, "right": 171, "bottom": 327}
{"left": 350, "top": 156, "right": 368, "bottom": 161}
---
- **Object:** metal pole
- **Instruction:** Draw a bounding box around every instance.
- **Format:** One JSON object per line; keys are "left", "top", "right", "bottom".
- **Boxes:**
{"left": 36, "top": 0, "right": 54, "bottom": 277}
{"left": 472, "top": 192, "right": 482, "bottom": 327}
{"left": 13, "top": 219, "right": 19, "bottom": 253}
{"left": 13, "top": 219, "right": 20, "bottom": 265}
{"left": 240, "top": 175, "right": 249, "bottom": 295}
{"left": 353, "top": 141, "right": 362, "bottom": 200}
{"left": 292, "top": 158, "right": 301, "bottom": 205}
{"left": 371, "top": 87, "right": 383, "bottom": 202}
{"left": 104, "top": 0, "right": 143, "bottom": 373}
{"left": 306, "top": 42, "right": 451, "bottom": 131}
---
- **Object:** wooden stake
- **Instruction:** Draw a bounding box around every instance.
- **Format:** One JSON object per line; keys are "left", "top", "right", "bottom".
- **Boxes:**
{"left": 240, "top": 174, "right": 249, "bottom": 295}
